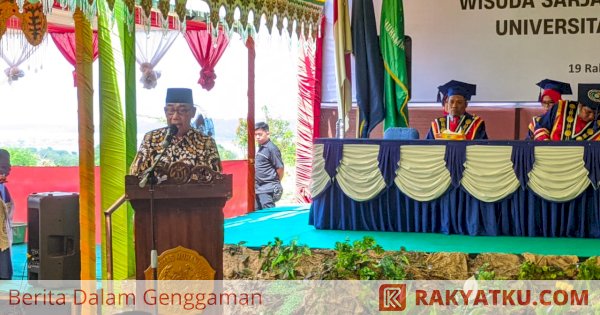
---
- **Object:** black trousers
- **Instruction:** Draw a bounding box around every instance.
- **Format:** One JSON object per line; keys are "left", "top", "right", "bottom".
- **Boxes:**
{"left": 255, "top": 193, "right": 276, "bottom": 210}
{"left": 0, "top": 247, "right": 12, "bottom": 280}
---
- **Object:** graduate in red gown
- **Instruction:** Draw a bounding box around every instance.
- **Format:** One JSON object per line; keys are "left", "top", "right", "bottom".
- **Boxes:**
{"left": 533, "top": 83, "right": 600, "bottom": 141}
{"left": 426, "top": 80, "right": 488, "bottom": 140}
{"left": 526, "top": 79, "right": 572, "bottom": 139}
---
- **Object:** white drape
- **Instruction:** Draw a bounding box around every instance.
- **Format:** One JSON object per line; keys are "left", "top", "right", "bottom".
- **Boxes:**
{"left": 528, "top": 146, "right": 591, "bottom": 202}
{"left": 0, "top": 30, "right": 41, "bottom": 83}
{"left": 135, "top": 30, "right": 179, "bottom": 89}
{"left": 312, "top": 143, "right": 595, "bottom": 203}
{"left": 336, "top": 144, "right": 386, "bottom": 201}
{"left": 461, "top": 146, "right": 520, "bottom": 202}
{"left": 310, "top": 144, "right": 331, "bottom": 197}
{"left": 395, "top": 145, "right": 451, "bottom": 201}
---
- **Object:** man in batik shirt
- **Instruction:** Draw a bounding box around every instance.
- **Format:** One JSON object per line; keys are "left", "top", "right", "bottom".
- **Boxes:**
{"left": 533, "top": 83, "right": 600, "bottom": 141}
{"left": 130, "top": 88, "right": 222, "bottom": 177}
{"left": 426, "top": 80, "right": 488, "bottom": 140}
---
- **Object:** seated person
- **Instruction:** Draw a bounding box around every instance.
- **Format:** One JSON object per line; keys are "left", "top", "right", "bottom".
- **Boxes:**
{"left": 533, "top": 83, "right": 600, "bottom": 141}
{"left": 130, "top": 88, "right": 222, "bottom": 176}
{"left": 526, "top": 79, "right": 572, "bottom": 139}
{"left": 426, "top": 80, "right": 488, "bottom": 140}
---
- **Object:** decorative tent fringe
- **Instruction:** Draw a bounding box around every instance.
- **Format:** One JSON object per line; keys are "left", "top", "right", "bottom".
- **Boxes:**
{"left": 2, "top": 0, "right": 324, "bottom": 45}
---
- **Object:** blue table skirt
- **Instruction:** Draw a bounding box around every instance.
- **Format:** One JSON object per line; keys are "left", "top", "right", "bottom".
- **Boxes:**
{"left": 309, "top": 182, "right": 600, "bottom": 238}
{"left": 309, "top": 139, "right": 600, "bottom": 238}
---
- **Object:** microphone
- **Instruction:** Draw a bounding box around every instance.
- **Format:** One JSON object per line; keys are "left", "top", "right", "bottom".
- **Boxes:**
{"left": 161, "top": 124, "right": 179, "bottom": 149}
{"left": 139, "top": 125, "right": 179, "bottom": 188}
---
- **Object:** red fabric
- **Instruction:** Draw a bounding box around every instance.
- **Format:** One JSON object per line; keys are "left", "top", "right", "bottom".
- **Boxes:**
{"left": 295, "top": 19, "right": 325, "bottom": 204}
{"left": 48, "top": 25, "right": 99, "bottom": 87}
{"left": 574, "top": 116, "right": 588, "bottom": 135}
{"left": 135, "top": 7, "right": 177, "bottom": 29}
{"left": 133, "top": 8, "right": 212, "bottom": 31}
{"left": 542, "top": 89, "right": 562, "bottom": 104}
{"left": 221, "top": 160, "right": 249, "bottom": 217}
{"left": 184, "top": 29, "right": 229, "bottom": 91}
{"left": 449, "top": 116, "right": 459, "bottom": 131}
{"left": 8, "top": 162, "right": 248, "bottom": 244}
{"left": 8, "top": 167, "right": 103, "bottom": 243}
{"left": 246, "top": 37, "right": 256, "bottom": 212}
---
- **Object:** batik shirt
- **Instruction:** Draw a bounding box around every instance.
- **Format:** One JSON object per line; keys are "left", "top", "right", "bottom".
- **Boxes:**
{"left": 0, "top": 184, "right": 12, "bottom": 249}
{"left": 533, "top": 100, "right": 600, "bottom": 141}
{"left": 130, "top": 127, "right": 222, "bottom": 176}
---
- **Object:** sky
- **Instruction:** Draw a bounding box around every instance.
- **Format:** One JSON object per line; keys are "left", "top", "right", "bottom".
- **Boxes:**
{"left": 0, "top": 21, "right": 300, "bottom": 155}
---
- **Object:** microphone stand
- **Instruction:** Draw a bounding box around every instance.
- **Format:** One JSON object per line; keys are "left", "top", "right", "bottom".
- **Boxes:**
{"left": 139, "top": 137, "right": 173, "bottom": 281}
{"left": 149, "top": 173, "right": 159, "bottom": 315}
{"left": 138, "top": 125, "right": 177, "bottom": 315}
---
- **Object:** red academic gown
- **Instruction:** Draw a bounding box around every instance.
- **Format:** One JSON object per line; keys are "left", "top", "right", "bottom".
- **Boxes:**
{"left": 426, "top": 112, "right": 488, "bottom": 140}
{"left": 533, "top": 100, "right": 600, "bottom": 141}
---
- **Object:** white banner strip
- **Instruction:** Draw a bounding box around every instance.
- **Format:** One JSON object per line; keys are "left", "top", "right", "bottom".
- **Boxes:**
{"left": 0, "top": 280, "right": 597, "bottom": 314}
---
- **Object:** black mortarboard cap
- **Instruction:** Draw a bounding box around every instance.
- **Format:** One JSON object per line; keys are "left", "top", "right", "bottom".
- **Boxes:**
{"left": 166, "top": 88, "right": 194, "bottom": 105}
{"left": 536, "top": 79, "right": 572, "bottom": 101}
{"left": 578, "top": 84, "right": 600, "bottom": 110}
{"left": 536, "top": 79, "right": 573, "bottom": 103}
{"left": 437, "top": 80, "right": 477, "bottom": 102}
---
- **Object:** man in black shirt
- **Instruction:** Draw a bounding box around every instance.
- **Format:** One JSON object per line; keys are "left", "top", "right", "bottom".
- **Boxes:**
{"left": 254, "top": 122, "right": 284, "bottom": 210}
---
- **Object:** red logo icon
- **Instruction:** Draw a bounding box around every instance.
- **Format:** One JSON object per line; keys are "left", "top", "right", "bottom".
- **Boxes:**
{"left": 379, "top": 284, "right": 407, "bottom": 311}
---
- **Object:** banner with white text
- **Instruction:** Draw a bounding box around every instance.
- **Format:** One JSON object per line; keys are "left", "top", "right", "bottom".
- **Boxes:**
{"left": 392, "top": 0, "right": 600, "bottom": 102}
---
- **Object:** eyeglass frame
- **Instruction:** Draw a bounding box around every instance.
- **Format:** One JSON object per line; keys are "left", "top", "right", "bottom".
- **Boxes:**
{"left": 164, "top": 103, "right": 194, "bottom": 116}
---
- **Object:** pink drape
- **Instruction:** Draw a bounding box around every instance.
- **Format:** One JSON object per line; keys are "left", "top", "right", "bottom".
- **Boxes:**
{"left": 295, "top": 18, "right": 325, "bottom": 203}
{"left": 184, "top": 29, "right": 229, "bottom": 91}
{"left": 49, "top": 24, "right": 99, "bottom": 87}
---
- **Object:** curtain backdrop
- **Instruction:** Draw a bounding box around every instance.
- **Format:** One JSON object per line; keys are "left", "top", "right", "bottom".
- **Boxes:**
{"left": 296, "top": 17, "right": 325, "bottom": 203}
{"left": 49, "top": 24, "right": 99, "bottom": 86}
{"left": 0, "top": 29, "right": 41, "bottom": 83}
{"left": 184, "top": 28, "right": 229, "bottom": 90}
{"left": 135, "top": 30, "right": 178, "bottom": 89}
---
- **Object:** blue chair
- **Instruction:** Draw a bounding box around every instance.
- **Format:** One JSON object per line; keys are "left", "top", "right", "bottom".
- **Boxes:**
{"left": 383, "top": 127, "right": 420, "bottom": 140}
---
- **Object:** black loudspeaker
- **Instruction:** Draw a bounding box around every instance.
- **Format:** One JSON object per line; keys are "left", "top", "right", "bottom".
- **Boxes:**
{"left": 27, "top": 192, "right": 80, "bottom": 280}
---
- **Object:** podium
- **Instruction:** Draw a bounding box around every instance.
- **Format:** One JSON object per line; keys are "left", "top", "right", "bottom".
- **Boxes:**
{"left": 125, "top": 169, "right": 232, "bottom": 280}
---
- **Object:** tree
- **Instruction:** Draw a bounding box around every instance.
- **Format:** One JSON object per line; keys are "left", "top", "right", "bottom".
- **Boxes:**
{"left": 217, "top": 144, "right": 237, "bottom": 160}
{"left": 5, "top": 147, "right": 39, "bottom": 166}
{"left": 5, "top": 147, "right": 83, "bottom": 166}
{"left": 38, "top": 147, "right": 79, "bottom": 166}
{"left": 235, "top": 106, "right": 296, "bottom": 166}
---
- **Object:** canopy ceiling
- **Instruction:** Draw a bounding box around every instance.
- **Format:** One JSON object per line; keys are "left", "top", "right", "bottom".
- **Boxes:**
{"left": 0, "top": 0, "right": 325, "bottom": 46}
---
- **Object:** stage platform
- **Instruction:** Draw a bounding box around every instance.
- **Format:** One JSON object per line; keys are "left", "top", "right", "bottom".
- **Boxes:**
{"left": 225, "top": 204, "right": 600, "bottom": 257}
{"left": 9, "top": 204, "right": 600, "bottom": 280}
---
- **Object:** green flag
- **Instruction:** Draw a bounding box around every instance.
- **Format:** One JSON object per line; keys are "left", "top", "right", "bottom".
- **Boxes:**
{"left": 380, "top": 0, "right": 410, "bottom": 129}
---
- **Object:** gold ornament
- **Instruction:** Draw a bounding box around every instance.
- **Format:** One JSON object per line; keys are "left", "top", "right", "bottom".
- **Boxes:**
{"left": 145, "top": 246, "right": 216, "bottom": 280}
{"left": 20, "top": 2, "right": 46, "bottom": 46}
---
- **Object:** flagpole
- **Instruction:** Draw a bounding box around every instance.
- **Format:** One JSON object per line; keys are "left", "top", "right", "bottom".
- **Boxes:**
{"left": 336, "top": 116, "right": 345, "bottom": 138}
{"left": 333, "top": 0, "right": 352, "bottom": 139}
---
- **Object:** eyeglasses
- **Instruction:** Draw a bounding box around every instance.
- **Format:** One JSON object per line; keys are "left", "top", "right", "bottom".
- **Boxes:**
{"left": 164, "top": 107, "right": 192, "bottom": 116}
